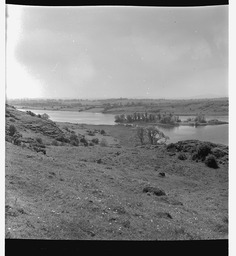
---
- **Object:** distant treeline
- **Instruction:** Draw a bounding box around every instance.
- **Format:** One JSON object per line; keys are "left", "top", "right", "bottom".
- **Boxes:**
{"left": 114, "top": 112, "right": 181, "bottom": 124}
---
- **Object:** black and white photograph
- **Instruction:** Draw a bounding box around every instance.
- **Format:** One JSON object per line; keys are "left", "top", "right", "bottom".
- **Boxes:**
{"left": 5, "top": 1, "right": 229, "bottom": 246}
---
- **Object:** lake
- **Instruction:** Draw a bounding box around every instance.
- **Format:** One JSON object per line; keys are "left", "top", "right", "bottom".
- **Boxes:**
{"left": 18, "top": 108, "right": 228, "bottom": 146}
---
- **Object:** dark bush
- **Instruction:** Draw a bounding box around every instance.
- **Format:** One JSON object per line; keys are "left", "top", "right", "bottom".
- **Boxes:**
{"left": 52, "top": 140, "right": 59, "bottom": 146}
{"left": 9, "top": 118, "right": 15, "bottom": 122}
{"left": 178, "top": 153, "right": 187, "bottom": 160}
{"left": 166, "top": 143, "right": 176, "bottom": 152}
{"left": 100, "top": 129, "right": 106, "bottom": 135}
{"left": 80, "top": 137, "right": 88, "bottom": 146}
{"left": 56, "top": 136, "right": 70, "bottom": 143}
{"left": 70, "top": 134, "right": 79, "bottom": 146}
{"left": 205, "top": 154, "right": 218, "bottom": 169}
{"left": 5, "top": 135, "right": 12, "bottom": 142}
{"left": 100, "top": 138, "right": 108, "bottom": 147}
{"left": 196, "top": 143, "right": 212, "bottom": 161}
{"left": 87, "top": 131, "right": 95, "bottom": 136}
{"left": 191, "top": 152, "right": 198, "bottom": 161}
{"left": 36, "top": 137, "right": 43, "bottom": 144}
{"left": 212, "top": 147, "right": 227, "bottom": 158}
{"left": 26, "top": 110, "right": 36, "bottom": 117}
{"left": 91, "top": 138, "right": 99, "bottom": 144}
{"left": 143, "top": 186, "right": 166, "bottom": 196}
{"left": 9, "top": 125, "right": 17, "bottom": 136}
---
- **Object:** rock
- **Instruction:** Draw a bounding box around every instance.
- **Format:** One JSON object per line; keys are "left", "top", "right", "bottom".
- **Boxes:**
{"left": 158, "top": 172, "right": 165, "bottom": 177}
{"left": 156, "top": 212, "right": 172, "bottom": 219}
{"left": 143, "top": 186, "right": 166, "bottom": 196}
{"left": 97, "top": 159, "right": 102, "bottom": 164}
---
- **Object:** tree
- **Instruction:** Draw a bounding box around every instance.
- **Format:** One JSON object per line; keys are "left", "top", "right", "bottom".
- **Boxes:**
{"left": 41, "top": 113, "right": 50, "bottom": 120}
{"left": 137, "top": 127, "right": 145, "bottom": 144}
{"left": 146, "top": 126, "right": 169, "bottom": 145}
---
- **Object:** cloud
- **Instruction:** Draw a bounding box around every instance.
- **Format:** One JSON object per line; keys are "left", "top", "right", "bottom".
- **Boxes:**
{"left": 7, "top": 5, "right": 228, "bottom": 99}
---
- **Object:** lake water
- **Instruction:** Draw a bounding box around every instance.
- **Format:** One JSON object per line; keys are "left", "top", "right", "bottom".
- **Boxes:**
{"left": 18, "top": 108, "right": 228, "bottom": 146}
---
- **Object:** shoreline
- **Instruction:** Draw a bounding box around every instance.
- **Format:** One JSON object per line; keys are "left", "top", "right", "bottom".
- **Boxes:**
{"left": 14, "top": 105, "right": 228, "bottom": 116}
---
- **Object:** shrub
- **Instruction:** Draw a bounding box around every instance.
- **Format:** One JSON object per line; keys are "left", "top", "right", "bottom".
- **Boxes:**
{"left": 9, "top": 118, "right": 15, "bottom": 122}
{"left": 70, "top": 134, "right": 79, "bottom": 146}
{"left": 194, "top": 113, "right": 207, "bottom": 123}
{"left": 191, "top": 152, "right": 198, "bottom": 161}
{"left": 36, "top": 137, "right": 43, "bottom": 144}
{"left": 100, "top": 129, "right": 106, "bottom": 135}
{"left": 178, "top": 153, "right": 187, "bottom": 160}
{"left": 13, "top": 138, "right": 21, "bottom": 146}
{"left": 56, "top": 136, "right": 70, "bottom": 143}
{"left": 52, "top": 140, "right": 59, "bottom": 146}
{"left": 146, "top": 126, "right": 169, "bottom": 145}
{"left": 137, "top": 127, "right": 145, "bottom": 145}
{"left": 41, "top": 113, "right": 50, "bottom": 120}
{"left": 80, "top": 137, "right": 88, "bottom": 146}
{"left": 26, "top": 111, "right": 36, "bottom": 117}
{"left": 196, "top": 143, "right": 212, "bottom": 161}
{"left": 92, "top": 138, "right": 99, "bottom": 144}
{"left": 205, "top": 154, "right": 218, "bottom": 168}
{"left": 9, "top": 125, "right": 17, "bottom": 136}
{"left": 166, "top": 143, "right": 176, "bottom": 151}
{"left": 212, "top": 147, "right": 227, "bottom": 158}
{"left": 100, "top": 138, "right": 108, "bottom": 147}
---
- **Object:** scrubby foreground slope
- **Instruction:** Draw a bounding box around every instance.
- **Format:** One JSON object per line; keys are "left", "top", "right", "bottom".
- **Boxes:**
{"left": 5, "top": 106, "right": 228, "bottom": 240}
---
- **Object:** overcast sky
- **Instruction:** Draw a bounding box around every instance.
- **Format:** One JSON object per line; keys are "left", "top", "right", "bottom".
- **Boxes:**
{"left": 6, "top": 5, "right": 228, "bottom": 99}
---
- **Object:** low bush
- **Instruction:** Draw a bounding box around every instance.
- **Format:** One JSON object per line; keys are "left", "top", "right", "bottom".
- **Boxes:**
{"left": 166, "top": 143, "right": 176, "bottom": 151}
{"left": 80, "top": 137, "right": 88, "bottom": 146}
{"left": 196, "top": 143, "right": 212, "bottom": 161}
{"left": 52, "top": 140, "right": 59, "bottom": 146}
{"left": 56, "top": 136, "right": 70, "bottom": 143}
{"left": 191, "top": 152, "right": 198, "bottom": 161}
{"left": 26, "top": 110, "right": 36, "bottom": 117}
{"left": 100, "top": 138, "right": 108, "bottom": 147}
{"left": 9, "top": 125, "right": 17, "bottom": 136}
{"left": 100, "top": 129, "right": 106, "bottom": 135}
{"left": 212, "top": 147, "right": 227, "bottom": 158}
{"left": 91, "top": 138, "right": 99, "bottom": 144}
{"left": 70, "top": 134, "right": 79, "bottom": 146}
{"left": 178, "top": 153, "right": 187, "bottom": 160}
{"left": 36, "top": 137, "right": 43, "bottom": 144}
{"left": 205, "top": 154, "right": 218, "bottom": 168}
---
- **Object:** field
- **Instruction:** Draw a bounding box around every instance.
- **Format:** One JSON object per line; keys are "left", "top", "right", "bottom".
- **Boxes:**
{"left": 7, "top": 97, "right": 228, "bottom": 116}
{"left": 5, "top": 105, "right": 228, "bottom": 240}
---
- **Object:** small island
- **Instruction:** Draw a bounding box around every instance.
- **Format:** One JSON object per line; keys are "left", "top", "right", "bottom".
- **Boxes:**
{"left": 114, "top": 112, "right": 228, "bottom": 127}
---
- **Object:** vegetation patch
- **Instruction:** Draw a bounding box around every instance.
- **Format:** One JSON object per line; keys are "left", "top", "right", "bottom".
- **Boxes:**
{"left": 100, "top": 138, "right": 108, "bottom": 147}
{"left": 143, "top": 186, "right": 166, "bottom": 196}
{"left": 205, "top": 154, "right": 219, "bottom": 169}
{"left": 178, "top": 153, "right": 187, "bottom": 160}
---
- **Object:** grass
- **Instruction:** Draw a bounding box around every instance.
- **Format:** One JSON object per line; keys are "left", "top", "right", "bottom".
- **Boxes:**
{"left": 5, "top": 105, "right": 228, "bottom": 240}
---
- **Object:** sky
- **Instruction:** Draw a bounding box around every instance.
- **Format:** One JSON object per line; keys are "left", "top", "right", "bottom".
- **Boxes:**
{"left": 6, "top": 5, "right": 228, "bottom": 99}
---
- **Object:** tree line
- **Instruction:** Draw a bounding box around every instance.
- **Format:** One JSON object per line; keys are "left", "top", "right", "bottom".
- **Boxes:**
{"left": 115, "top": 112, "right": 181, "bottom": 125}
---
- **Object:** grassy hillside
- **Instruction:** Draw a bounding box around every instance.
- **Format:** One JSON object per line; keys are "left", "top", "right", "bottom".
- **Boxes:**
{"left": 5, "top": 105, "right": 228, "bottom": 240}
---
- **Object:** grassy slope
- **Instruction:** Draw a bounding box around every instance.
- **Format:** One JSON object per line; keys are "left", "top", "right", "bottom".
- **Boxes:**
{"left": 5, "top": 107, "right": 228, "bottom": 240}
